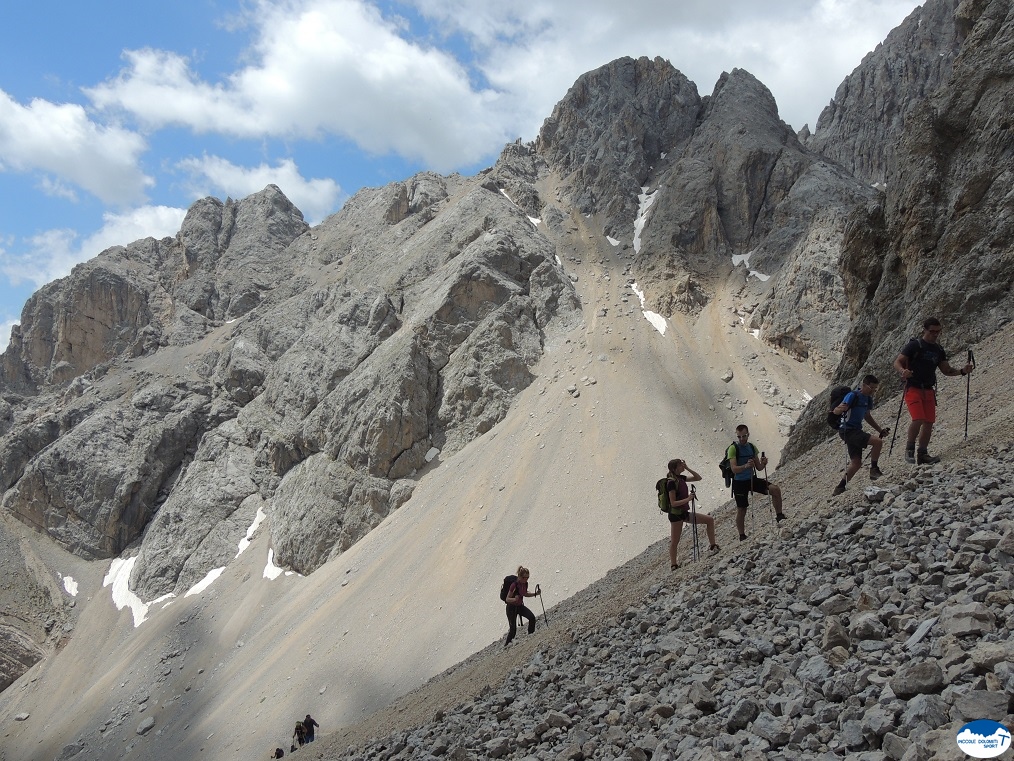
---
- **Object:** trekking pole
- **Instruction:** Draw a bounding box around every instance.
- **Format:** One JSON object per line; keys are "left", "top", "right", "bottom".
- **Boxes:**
{"left": 536, "top": 585, "right": 549, "bottom": 627}
{"left": 762, "top": 452, "right": 776, "bottom": 528}
{"left": 690, "top": 485, "right": 700, "bottom": 562}
{"left": 964, "top": 349, "right": 975, "bottom": 439}
{"left": 748, "top": 475, "right": 755, "bottom": 537}
{"left": 888, "top": 380, "right": 905, "bottom": 458}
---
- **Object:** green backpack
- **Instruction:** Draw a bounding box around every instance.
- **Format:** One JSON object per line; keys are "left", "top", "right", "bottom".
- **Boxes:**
{"left": 656, "top": 476, "right": 673, "bottom": 513}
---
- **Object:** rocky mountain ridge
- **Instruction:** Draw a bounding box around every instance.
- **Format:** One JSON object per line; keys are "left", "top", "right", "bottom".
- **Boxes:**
{"left": 0, "top": 0, "right": 1012, "bottom": 756}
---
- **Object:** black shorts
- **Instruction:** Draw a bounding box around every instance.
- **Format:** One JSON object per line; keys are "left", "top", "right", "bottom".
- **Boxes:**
{"left": 731, "top": 478, "right": 771, "bottom": 509}
{"left": 667, "top": 509, "right": 690, "bottom": 523}
{"left": 839, "top": 428, "right": 872, "bottom": 459}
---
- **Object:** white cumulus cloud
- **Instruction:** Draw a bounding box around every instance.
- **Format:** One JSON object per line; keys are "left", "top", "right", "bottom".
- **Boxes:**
{"left": 0, "top": 89, "right": 153, "bottom": 205}
{"left": 0, "top": 205, "right": 186, "bottom": 289}
{"left": 86, "top": 0, "right": 512, "bottom": 169}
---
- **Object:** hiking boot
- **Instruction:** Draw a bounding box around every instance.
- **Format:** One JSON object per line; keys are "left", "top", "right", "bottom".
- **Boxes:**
{"left": 832, "top": 483, "right": 846, "bottom": 496}
{"left": 776, "top": 513, "right": 786, "bottom": 522}
{"left": 739, "top": 533, "right": 748, "bottom": 542}
{"left": 918, "top": 452, "right": 941, "bottom": 465}
{"left": 905, "top": 450, "right": 916, "bottom": 464}
{"left": 870, "top": 464, "right": 884, "bottom": 480}
{"left": 709, "top": 544, "right": 720, "bottom": 554}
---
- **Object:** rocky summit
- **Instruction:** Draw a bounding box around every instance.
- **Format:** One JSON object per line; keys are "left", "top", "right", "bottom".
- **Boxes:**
{"left": 1, "top": 0, "right": 1013, "bottom": 759}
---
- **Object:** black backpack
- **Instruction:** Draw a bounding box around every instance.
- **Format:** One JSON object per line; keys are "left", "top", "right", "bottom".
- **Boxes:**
{"left": 499, "top": 575, "right": 518, "bottom": 602}
{"left": 826, "top": 385, "right": 853, "bottom": 430}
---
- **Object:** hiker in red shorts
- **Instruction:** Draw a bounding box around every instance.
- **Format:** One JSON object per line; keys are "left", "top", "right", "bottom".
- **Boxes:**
{"left": 893, "top": 318, "right": 973, "bottom": 465}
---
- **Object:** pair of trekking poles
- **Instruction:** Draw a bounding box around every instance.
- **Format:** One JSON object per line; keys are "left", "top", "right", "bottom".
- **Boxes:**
{"left": 887, "top": 348, "right": 975, "bottom": 458}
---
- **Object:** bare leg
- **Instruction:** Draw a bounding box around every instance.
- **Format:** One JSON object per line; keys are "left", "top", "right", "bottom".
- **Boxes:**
{"left": 870, "top": 436, "right": 883, "bottom": 460}
{"left": 669, "top": 521, "right": 683, "bottom": 568}
{"left": 769, "top": 484, "right": 783, "bottom": 514}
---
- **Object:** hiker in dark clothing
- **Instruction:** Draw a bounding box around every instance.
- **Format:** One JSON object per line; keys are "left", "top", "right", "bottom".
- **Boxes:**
{"left": 272, "top": 749, "right": 285, "bottom": 759}
{"left": 504, "top": 566, "right": 538, "bottom": 648}
{"left": 893, "top": 317, "right": 974, "bottom": 464}
{"left": 832, "top": 375, "right": 889, "bottom": 495}
{"left": 293, "top": 721, "right": 306, "bottom": 749}
{"left": 302, "top": 714, "right": 319, "bottom": 743}
{"left": 664, "top": 459, "right": 718, "bottom": 570}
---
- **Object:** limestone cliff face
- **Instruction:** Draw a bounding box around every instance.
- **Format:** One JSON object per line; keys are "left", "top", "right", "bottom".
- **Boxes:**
{"left": 0, "top": 186, "right": 309, "bottom": 393}
{"left": 2, "top": 1, "right": 1012, "bottom": 691}
{"left": 537, "top": 58, "right": 878, "bottom": 373}
{"left": 804, "top": 0, "right": 964, "bottom": 186}
{"left": 785, "top": 0, "right": 1014, "bottom": 460}
{"left": 0, "top": 159, "right": 580, "bottom": 600}
{"left": 536, "top": 56, "right": 702, "bottom": 232}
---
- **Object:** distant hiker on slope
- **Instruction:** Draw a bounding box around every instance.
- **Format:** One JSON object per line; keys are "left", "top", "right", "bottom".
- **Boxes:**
{"left": 302, "top": 714, "right": 319, "bottom": 743}
{"left": 663, "top": 459, "right": 718, "bottom": 570}
{"left": 728, "top": 425, "right": 786, "bottom": 540}
{"left": 832, "top": 375, "right": 888, "bottom": 495}
{"left": 503, "top": 566, "right": 539, "bottom": 648}
{"left": 893, "top": 317, "right": 974, "bottom": 464}
{"left": 292, "top": 720, "right": 306, "bottom": 750}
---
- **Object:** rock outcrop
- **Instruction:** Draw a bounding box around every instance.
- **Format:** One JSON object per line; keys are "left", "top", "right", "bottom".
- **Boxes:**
{"left": 785, "top": 0, "right": 1014, "bottom": 460}
{"left": 1, "top": 163, "right": 581, "bottom": 599}
{"left": 536, "top": 58, "right": 878, "bottom": 373}
{"left": 804, "top": 0, "right": 964, "bottom": 186}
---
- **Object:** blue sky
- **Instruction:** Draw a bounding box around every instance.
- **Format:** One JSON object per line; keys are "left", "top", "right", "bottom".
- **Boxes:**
{"left": 0, "top": 0, "right": 922, "bottom": 349}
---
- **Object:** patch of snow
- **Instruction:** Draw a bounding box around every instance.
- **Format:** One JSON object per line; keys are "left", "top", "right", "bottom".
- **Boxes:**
{"left": 226, "top": 318, "right": 238, "bottom": 324}
{"left": 499, "top": 188, "right": 515, "bottom": 205}
{"left": 633, "top": 187, "right": 659, "bottom": 254}
{"left": 731, "top": 250, "right": 770, "bottom": 281}
{"left": 264, "top": 549, "right": 284, "bottom": 580}
{"left": 103, "top": 557, "right": 151, "bottom": 628}
{"left": 528, "top": 216, "right": 541, "bottom": 227}
{"left": 236, "top": 506, "right": 267, "bottom": 558}
{"left": 184, "top": 567, "right": 225, "bottom": 598}
{"left": 606, "top": 236, "right": 620, "bottom": 246}
{"left": 751, "top": 329, "right": 761, "bottom": 339}
{"left": 62, "top": 575, "right": 78, "bottom": 597}
{"left": 629, "top": 283, "right": 667, "bottom": 336}
{"left": 802, "top": 390, "right": 814, "bottom": 402}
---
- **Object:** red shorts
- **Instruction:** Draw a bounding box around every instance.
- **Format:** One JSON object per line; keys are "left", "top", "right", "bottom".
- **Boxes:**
{"left": 904, "top": 387, "right": 936, "bottom": 423}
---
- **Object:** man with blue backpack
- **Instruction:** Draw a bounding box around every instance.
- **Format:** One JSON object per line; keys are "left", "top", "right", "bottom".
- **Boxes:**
{"left": 831, "top": 375, "right": 889, "bottom": 495}
{"left": 726, "top": 425, "right": 786, "bottom": 540}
